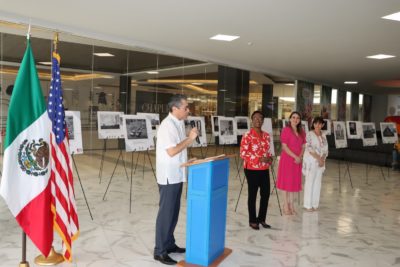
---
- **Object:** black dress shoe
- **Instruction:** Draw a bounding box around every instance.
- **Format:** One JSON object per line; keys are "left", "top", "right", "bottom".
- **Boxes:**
{"left": 249, "top": 223, "right": 260, "bottom": 230}
{"left": 167, "top": 245, "right": 186, "bottom": 253}
{"left": 260, "top": 222, "right": 271, "bottom": 229}
{"left": 154, "top": 254, "right": 177, "bottom": 265}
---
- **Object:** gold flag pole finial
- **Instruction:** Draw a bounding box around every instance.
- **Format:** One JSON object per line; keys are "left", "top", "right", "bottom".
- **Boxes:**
{"left": 53, "top": 33, "right": 59, "bottom": 52}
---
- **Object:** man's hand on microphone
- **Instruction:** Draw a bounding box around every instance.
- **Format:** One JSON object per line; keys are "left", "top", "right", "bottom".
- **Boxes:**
{"left": 189, "top": 127, "right": 199, "bottom": 141}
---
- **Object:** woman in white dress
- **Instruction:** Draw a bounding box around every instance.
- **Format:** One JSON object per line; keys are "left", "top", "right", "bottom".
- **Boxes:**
{"left": 302, "top": 117, "right": 329, "bottom": 211}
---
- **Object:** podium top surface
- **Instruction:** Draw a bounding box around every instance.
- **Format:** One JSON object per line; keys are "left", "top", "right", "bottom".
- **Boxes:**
{"left": 181, "top": 154, "right": 235, "bottom": 167}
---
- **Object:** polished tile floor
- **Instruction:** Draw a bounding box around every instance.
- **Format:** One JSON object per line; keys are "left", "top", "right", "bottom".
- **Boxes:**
{"left": 0, "top": 148, "right": 399, "bottom": 267}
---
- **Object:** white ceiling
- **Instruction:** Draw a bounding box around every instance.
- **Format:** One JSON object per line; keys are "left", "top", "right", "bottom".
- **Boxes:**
{"left": 1, "top": 0, "right": 400, "bottom": 94}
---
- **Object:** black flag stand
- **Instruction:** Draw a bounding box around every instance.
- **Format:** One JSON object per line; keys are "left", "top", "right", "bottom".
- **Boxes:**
{"left": 71, "top": 154, "right": 93, "bottom": 220}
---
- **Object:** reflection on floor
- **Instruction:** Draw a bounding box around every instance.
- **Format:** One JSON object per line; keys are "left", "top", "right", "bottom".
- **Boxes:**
{"left": 0, "top": 148, "right": 399, "bottom": 267}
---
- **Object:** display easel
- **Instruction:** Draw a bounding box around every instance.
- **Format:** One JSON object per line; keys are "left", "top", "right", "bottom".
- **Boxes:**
{"left": 98, "top": 139, "right": 107, "bottom": 183}
{"left": 102, "top": 149, "right": 130, "bottom": 201}
{"left": 365, "top": 163, "right": 387, "bottom": 185}
{"left": 131, "top": 149, "right": 157, "bottom": 182}
{"left": 234, "top": 157, "right": 282, "bottom": 216}
{"left": 338, "top": 159, "right": 353, "bottom": 190}
{"left": 71, "top": 154, "right": 93, "bottom": 220}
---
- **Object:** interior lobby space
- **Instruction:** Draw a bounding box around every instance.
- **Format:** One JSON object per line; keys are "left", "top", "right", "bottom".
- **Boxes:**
{"left": 0, "top": 149, "right": 399, "bottom": 267}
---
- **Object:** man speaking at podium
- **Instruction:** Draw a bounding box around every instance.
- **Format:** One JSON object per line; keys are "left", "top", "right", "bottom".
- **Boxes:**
{"left": 154, "top": 94, "right": 198, "bottom": 265}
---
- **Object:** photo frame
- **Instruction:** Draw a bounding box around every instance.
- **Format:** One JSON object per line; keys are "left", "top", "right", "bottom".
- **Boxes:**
{"left": 301, "top": 120, "right": 309, "bottom": 134}
{"left": 123, "top": 115, "right": 154, "bottom": 151}
{"left": 333, "top": 121, "right": 347, "bottom": 148}
{"left": 234, "top": 116, "right": 250, "bottom": 135}
{"left": 321, "top": 119, "right": 331, "bottom": 135}
{"left": 136, "top": 112, "right": 160, "bottom": 136}
{"left": 261, "top": 118, "right": 275, "bottom": 156}
{"left": 211, "top": 115, "right": 221, "bottom": 136}
{"left": 218, "top": 117, "right": 237, "bottom": 144}
{"left": 346, "top": 121, "right": 363, "bottom": 139}
{"left": 97, "top": 111, "right": 124, "bottom": 139}
{"left": 185, "top": 116, "right": 207, "bottom": 147}
{"left": 65, "top": 111, "right": 83, "bottom": 154}
{"left": 362, "top": 122, "right": 377, "bottom": 146}
{"left": 380, "top": 122, "right": 398, "bottom": 144}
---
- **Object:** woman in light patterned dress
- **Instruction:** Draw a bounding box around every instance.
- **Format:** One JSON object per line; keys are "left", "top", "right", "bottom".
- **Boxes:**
{"left": 302, "top": 116, "right": 329, "bottom": 211}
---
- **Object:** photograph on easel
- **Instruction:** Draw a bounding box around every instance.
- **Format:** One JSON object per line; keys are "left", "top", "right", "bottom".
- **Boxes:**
{"left": 185, "top": 116, "right": 207, "bottom": 147}
{"left": 346, "top": 121, "right": 363, "bottom": 139}
{"left": 218, "top": 117, "right": 237, "bottom": 145}
{"left": 97, "top": 111, "right": 124, "bottom": 139}
{"left": 123, "top": 115, "right": 153, "bottom": 152}
{"left": 211, "top": 115, "right": 221, "bottom": 136}
{"left": 321, "top": 119, "right": 331, "bottom": 135}
{"left": 65, "top": 111, "right": 83, "bottom": 154}
{"left": 301, "top": 120, "right": 309, "bottom": 134}
{"left": 234, "top": 116, "right": 250, "bottom": 135}
{"left": 380, "top": 122, "right": 398, "bottom": 144}
{"left": 137, "top": 112, "right": 160, "bottom": 133}
{"left": 362, "top": 122, "right": 377, "bottom": 146}
{"left": 333, "top": 121, "right": 348, "bottom": 148}
{"left": 261, "top": 118, "right": 275, "bottom": 156}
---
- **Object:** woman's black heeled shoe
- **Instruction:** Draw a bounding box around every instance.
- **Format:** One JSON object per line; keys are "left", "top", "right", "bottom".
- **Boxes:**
{"left": 249, "top": 223, "right": 259, "bottom": 230}
{"left": 260, "top": 222, "right": 271, "bottom": 229}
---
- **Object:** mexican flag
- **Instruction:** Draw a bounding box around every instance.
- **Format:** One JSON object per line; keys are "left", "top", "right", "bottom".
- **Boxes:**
{"left": 0, "top": 39, "right": 53, "bottom": 256}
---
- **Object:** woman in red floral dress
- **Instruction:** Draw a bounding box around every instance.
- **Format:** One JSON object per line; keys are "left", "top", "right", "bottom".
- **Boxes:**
{"left": 240, "top": 111, "right": 272, "bottom": 230}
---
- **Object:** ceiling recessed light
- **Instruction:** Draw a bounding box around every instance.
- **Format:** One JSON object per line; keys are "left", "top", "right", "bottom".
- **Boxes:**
{"left": 344, "top": 81, "right": 358, "bottom": 84}
{"left": 210, "top": 34, "right": 240, "bottom": 42}
{"left": 285, "top": 83, "right": 294, "bottom": 86}
{"left": 366, "top": 54, "right": 395, "bottom": 59}
{"left": 382, "top": 11, "right": 400, "bottom": 21}
{"left": 93, "top": 53, "right": 115, "bottom": 57}
{"left": 146, "top": 71, "right": 159, "bottom": 74}
{"left": 39, "top": 61, "right": 52, "bottom": 65}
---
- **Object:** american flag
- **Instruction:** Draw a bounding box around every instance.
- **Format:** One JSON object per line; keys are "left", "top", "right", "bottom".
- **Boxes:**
{"left": 47, "top": 50, "right": 79, "bottom": 261}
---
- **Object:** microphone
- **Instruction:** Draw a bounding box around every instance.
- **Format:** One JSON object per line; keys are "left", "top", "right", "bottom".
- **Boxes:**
{"left": 190, "top": 121, "right": 200, "bottom": 144}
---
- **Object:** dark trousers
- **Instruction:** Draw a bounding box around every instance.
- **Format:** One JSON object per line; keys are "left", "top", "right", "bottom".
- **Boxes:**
{"left": 244, "top": 169, "right": 270, "bottom": 224}
{"left": 154, "top": 182, "right": 183, "bottom": 256}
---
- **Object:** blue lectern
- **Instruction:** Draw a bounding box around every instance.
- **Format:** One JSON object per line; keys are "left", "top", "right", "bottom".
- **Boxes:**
{"left": 179, "top": 155, "right": 232, "bottom": 267}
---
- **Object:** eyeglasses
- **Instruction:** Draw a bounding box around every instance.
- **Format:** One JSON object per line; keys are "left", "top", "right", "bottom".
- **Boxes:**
{"left": 178, "top": 105, "right": 189, "bottom": 111}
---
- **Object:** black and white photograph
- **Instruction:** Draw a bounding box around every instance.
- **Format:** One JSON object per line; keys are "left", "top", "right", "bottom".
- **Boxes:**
{"left": 218, "top": 117, "right": 237, "bottom": 144}
{"left": 123, "top": 115, "right": 153, "bottom": 151}
{"left": 380, "top": 122, "right": 398, "bottom": 144}
{"left": 301, "top": 120, "right": 309, "bottom": 134}
{"left": 321, "top": 119, "right": 331, "bottom": 135}
{"left": 185, "top": 116, "right": 207, "bottom": 147}
{"left": 65, "top": 115, "right": 75, "bottom": 140}
{"left": 99, "top": 113, "right": 121, "bottom": 129}
{"left": 211, "top": 115, "right": 220, "bottom": 136}
{"left": 235, "top": 116, "right": 250, "bottom": 135}
{"left": 137, "top": 112, "right": 160, "bottom": 134}
{"left": 346, "top": 121, "right": 363, "bottom": 139}
{"left": 126, "top": 119, "right": 148, "bottom": 140}
{"left": 97, "top": 111, "right": 124, "bottom": 139}
{"left": 65, "top": 111, "right": 83, "bottom": 154}
{"left": 261, "top": 118, "right": 275, "bottom": 156}
{"left": 362, "top": 122, "right": 377, "bottom": 146}
{"left": 333, "top": 121, "right": 347, "bottom": 148}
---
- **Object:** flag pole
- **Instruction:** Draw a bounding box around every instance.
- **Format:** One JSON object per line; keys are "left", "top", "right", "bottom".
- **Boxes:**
{"left": 34, "top": 32, "right": 64, "bottom": 267}
{"left": 19, "top": 232, "right": 29, "bottom": 267}
{"left": 19, "top": 24, "right": 32, "bottom": 267}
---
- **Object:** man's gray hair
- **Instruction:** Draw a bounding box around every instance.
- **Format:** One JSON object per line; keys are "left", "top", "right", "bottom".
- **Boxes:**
{"left": 168, "top": 94, "right": 187, "bottom": 112}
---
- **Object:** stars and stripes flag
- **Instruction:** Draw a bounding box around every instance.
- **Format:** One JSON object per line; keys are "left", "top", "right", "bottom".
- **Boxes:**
{"left": 47, "top": 49, "right": 79, "bottom": 261}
